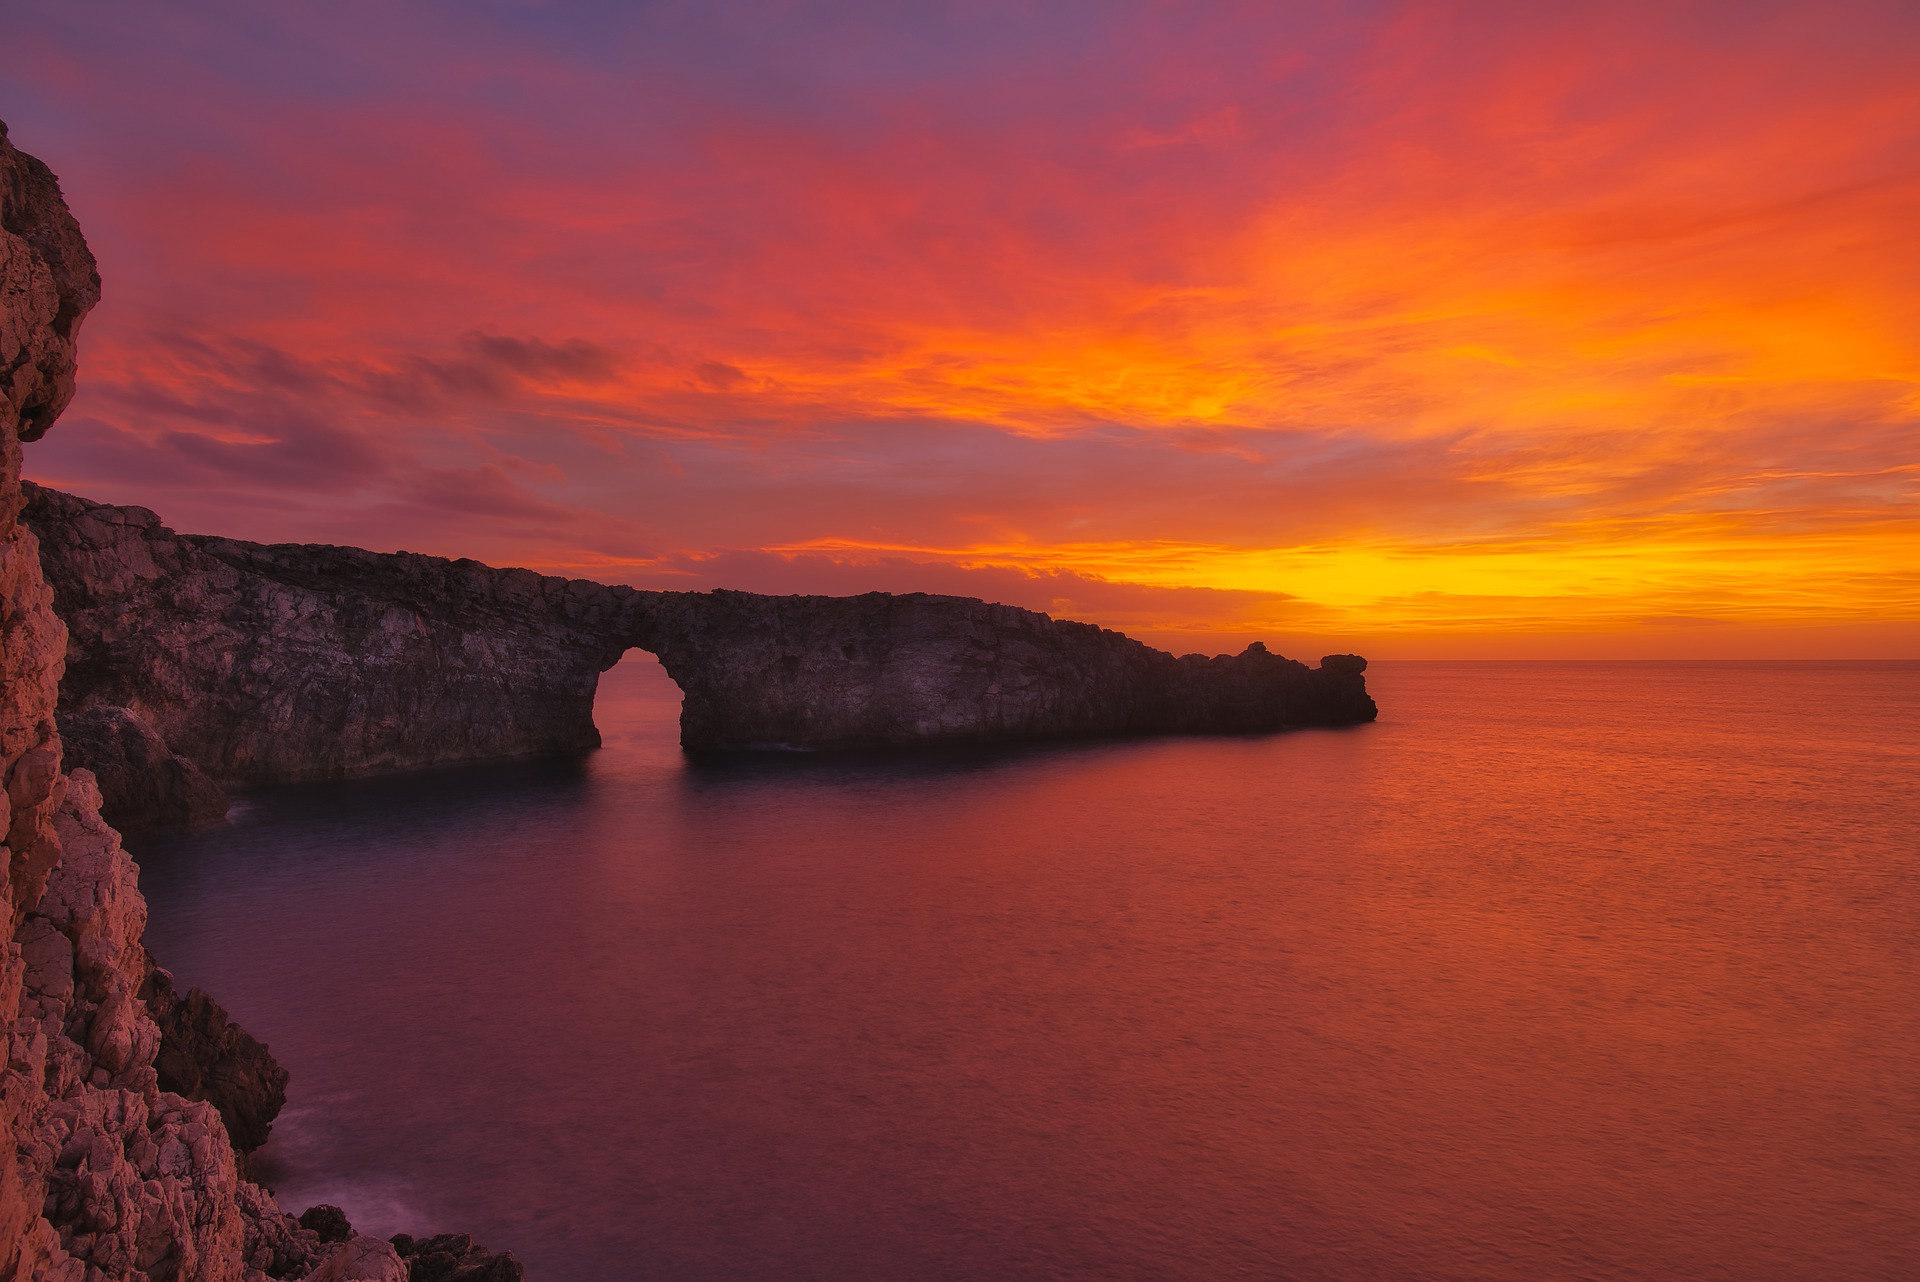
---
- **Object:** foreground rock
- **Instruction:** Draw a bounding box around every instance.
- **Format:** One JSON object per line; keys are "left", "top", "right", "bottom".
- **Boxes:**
{"left": 292, "top": 1208, "right": 524, "bottom": 1282}
{"left": 23, "top": 485, "right": 1375, "bottom": 824}
{"left": 391, "top": 1234, "right": 524, "bottom": 1282}
{"left": 2, "top": 121, "right": 520, "bottom": 1281}
{"left": 143, "top": 969, "right": 290, "bottom": 1155}
{"left": 302, "top": 1236, "right": 406, "bottom": 1282}
{"left": 2, "top": 116, "right": 331, "bottom": 1282}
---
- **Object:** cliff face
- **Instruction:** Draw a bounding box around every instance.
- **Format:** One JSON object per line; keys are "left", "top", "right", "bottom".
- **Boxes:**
{"left": 638, "top": 589, "right": 1376, "bottom": 751}
{"left": 23, "top": 485, "right": 631, "bottom": 805}
{"left": 1, "top": 122, "right": 425, "bottom": 1282}
{"left": 23, "top": 486, "right": 1373, "bottom": 827}
{"left": 2, "top": 116, "right": 97, "bottom": 938}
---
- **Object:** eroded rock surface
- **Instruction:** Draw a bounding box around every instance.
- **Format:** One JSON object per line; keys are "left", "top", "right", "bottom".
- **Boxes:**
{"left": 389, "top": 1235, "right": 524, "bottom": 1282}
{"left": 24, "top": 485, "right": 1375, "bottom": 825}
{"left": 25, "top": 484, "right": 627, "bottom": 790}
{"left": 645, "top": 588, "right": 1377, "bottom": 751}
{"left": 301, "top": 1237, "right": 406, "bottom": 1282}
{"left": 6, "top": 115, "right": 281, "bottom": 1282}
{"left": 60, "top": 706, "right": 228, "bottom": 837}
{"left": 1, "top": 120, "right": 491, "bottom": 1282}
{"left": 143, "top": 970, "right": 289, "bottom": 1155}
{"left": 3, "top": 773, "right": 318, "bottom": 1280}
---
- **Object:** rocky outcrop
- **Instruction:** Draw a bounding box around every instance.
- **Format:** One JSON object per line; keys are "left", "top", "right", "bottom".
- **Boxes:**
{"left": 301, "top": 1238, "right": 405, "bottom": 1282}
{"left": 7, "top": 771, "right": 328, "bottom": 1279}
{"left": 294, "top": 1209, "right": 350, "bottom": 1246}
{"left": 142, "top": 970, "right": 289, "bottom": 1156}
{"left": 4, "top": 120, "right": 502, "bottom": 1282}
{"left": 22, "top": 484, "right": 1373, "bottom": 821}
{"left": 643, "top": 589, "right": 1376, "bottom": 752}
{"left": 284, "top": 1210, "right": 525, "bottom": 1282}
{"left": 23, "top": 484, "right": 628, "bottom": 792}
{"left": 0, "top": 121, "right": 97, "bottom": 513}
{"left": 2, "top": 117, "right": 331, "bottom": 1282}
{"left": 60, "top": 707, "right": 228, "bottom": 836}
{"left": 2, "top": 116, "right": 97, "bottom": 933}
{"left": 388, "top": 1236, "right": 523, "bottom": 1282}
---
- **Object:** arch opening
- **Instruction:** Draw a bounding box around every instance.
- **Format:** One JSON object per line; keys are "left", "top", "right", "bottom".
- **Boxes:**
{"left": 592, "top": 648, "right": 686, "bottom": 750}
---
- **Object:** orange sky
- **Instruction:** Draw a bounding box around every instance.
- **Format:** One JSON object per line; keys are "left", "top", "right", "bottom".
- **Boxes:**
{"left": 8, "top": 1, "right": 1918, "bottom": 656}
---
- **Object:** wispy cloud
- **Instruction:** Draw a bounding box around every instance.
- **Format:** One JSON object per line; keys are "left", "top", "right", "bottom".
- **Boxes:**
{"left": 9, "top": 0, "right": 1919, "bottom": 653}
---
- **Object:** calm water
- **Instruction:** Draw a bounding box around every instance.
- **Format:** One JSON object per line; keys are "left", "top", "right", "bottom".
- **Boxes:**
{"left": 135, "top": 660, "right": 1920, "bottom": 1281}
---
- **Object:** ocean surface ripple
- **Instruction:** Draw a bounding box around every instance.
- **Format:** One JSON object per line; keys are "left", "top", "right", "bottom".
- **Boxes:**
{"left": 137, "top": 660, "right": 1920, "bottom": 1281}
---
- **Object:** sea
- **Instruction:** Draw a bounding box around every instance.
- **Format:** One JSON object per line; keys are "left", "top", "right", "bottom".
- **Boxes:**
{"left": 133, "top": 659, "right": 1920, "bottom": 1281}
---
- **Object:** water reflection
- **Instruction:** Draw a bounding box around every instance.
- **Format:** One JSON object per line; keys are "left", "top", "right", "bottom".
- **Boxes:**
{"left": 133, "top": 659, "right": 1920, "bottom": 1281}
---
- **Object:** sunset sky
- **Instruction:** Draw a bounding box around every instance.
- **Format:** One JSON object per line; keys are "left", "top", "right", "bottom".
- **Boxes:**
{"left": 8, "top": 0, "right": 1918, "bottom": 657}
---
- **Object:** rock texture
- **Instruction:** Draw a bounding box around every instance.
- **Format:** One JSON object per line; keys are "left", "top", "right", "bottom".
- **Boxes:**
{"left": 3, "top": 767, "right": 329, "bottom": 1281}
{"left": 58, "top": 707, "right": 227, "bottom": 837}
{"left": 300, "top": 1238, "right": 405, "bottom": 1282}
{"left": 293, "top": 1210, "right": 350, "bottom": 1247}
{"left": 142, "top": 971, "right": 288, "bottom": 1157}
{"left": 23, "top": 485, "right": 626, "bottom": 792}
{"left": 388, "top": 1236, "right": 523, "bottom": 1282}
{"left": 282, "top": 1212, "right": 523, "bottom": 1282}
{"left": 22, "top": 485, "right": 1374, "bottom": 823}
{"left": 2, "top": 115, "right": 334, "bottom": 1282}
{"left": 645, "top": 589, "right": 1376, "bottom": 752}
{"left": 4, "top": 121, "right": 519, "bottom": 1282}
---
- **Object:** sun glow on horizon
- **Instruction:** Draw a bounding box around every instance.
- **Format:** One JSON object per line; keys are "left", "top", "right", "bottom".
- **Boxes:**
{"left": 8, "top": 1, "right": 1919, "bottom": 655}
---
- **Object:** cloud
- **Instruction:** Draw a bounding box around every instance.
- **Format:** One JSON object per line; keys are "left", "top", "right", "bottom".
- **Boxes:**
{"left": 9, "top": 0, "right": 1920, "bottom": 653}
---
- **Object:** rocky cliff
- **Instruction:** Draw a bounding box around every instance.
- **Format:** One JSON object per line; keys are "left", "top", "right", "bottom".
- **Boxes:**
{"left": 22, "top": 485, "right": 630, "bottom": 830}
{"left": 2, "top": 123, "right": 516, "bottom": 1282}
{"left": 22, "top": 485, "right": 1373, "bottom": 829}
{"left": 641, "top": 588, "right": 1375, "bottom": 753}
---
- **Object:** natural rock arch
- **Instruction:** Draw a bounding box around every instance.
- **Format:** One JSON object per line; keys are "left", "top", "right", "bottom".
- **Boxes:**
{"left": 23, "top": 484, "right": 1375, "bottom": 833}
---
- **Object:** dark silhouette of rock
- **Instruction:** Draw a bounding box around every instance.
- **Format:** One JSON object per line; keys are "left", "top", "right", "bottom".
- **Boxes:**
{"left": 141, "top": 965, "right": 290, "bottom": 1152}
{"left": 58, "top": 704, "right": 228, "bottom": 834}
{"left": 646, "top": 590, "right": 1377, "bottom": 750}
{"left": 22, "top": 484, "right": 1376, "bottom": 825}
{"left": 299, "top": 1205, "right": 355, "bottom": 1244}
{"left": 391, "top": 1233, "right": 526, "bottom": 1282}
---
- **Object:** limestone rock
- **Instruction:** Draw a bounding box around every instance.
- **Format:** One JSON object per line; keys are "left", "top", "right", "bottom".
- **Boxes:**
{"left": 144, "top": 969, "right": 289, "bottom": 1153}
{"left": 301, "top": 1236, "right": 406, "bottom": 1282}
{"left": 1, "top": 119, "right": 341, "bottom": 1282}
{"left": 23, "top": 484, "right": 1376, "bottom": 825}
{"left": 60, "top": 705, "right": 229, "bottom": 835}
{"left": 295, "top": 1206, "right": 352, "bottom": 1245}
{"left": 0, "top": 119, "right": 100, "bottom": 522}
{"left": 649, "top": 592, "right": 1379, "bottom": 751}
{"left": 30, "top": 1089, "right": 247, "bottom": 1281}
{"left": 25, "top": 482, "right": 618, "bottom": 788}
{"left": 41, "top": 772, "right": 152, "bottom": 1000}
{"left": 390, "top": 1233, "right": 525, "bottom": 1282}
{"left": 237, "top": 1181, "right": 326, "bottom": 1278}
{"left": 0, "top": 738, "right": 320, "bottom": 1280}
